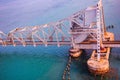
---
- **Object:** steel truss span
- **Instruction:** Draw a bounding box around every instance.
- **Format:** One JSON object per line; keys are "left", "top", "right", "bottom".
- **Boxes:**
{"left": 0, "top": 4, "right": 98, "bottom": 47}
{"left": 0, "top": 0, "right": 120, "bottom": 50}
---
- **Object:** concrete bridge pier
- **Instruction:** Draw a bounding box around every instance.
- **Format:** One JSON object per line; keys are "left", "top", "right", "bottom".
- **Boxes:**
{"left": 69, "top": 48, "right": 83, "bottom": 58}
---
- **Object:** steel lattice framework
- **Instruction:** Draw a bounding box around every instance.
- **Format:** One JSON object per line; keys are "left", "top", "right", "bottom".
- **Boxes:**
{"left": 7, "top": 19, "right": 71, "bottom": 47}
{"left": 0, "top": 4, "right": 101, "bottom": 47}
{"left": 0, "top": 0, "right": 114, "bottom": 52}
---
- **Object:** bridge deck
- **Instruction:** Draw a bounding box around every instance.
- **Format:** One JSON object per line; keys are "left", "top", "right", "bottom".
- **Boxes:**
{"left": 1, "top": 40, "right": 120, "bottom": 49}
{"left": 0, "top": 41, "right": 71, "bottom": 46}
{"left": 77, "top": 41, "right": 120, "bottom": 49}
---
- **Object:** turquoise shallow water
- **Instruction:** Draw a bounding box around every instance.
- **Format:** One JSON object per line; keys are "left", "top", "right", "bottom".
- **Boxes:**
{"left": 0, "top": 54, "right": 65, "bottom": 80}
{"left": 0, "top": 0, "right": 120, "bottom": 80}
{"left": 0, "top": 48, "right": 120, "bottom": 80}
{"left": 0, "top": 46, "right": 70, "bottom": 80}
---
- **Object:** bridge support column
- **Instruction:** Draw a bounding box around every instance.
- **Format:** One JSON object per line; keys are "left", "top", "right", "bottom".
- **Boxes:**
{"left": 69, "top": 48, "right": 82, "bottom": 58}
{"left": 87, "top": 0, "right": 110, "bottom": 75}
{"left": 87, "top": 47, "right": 111, "bottom": 75}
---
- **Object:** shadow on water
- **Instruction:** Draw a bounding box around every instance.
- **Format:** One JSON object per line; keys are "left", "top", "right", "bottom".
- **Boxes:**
{"left": 62, "top": 50, "right": 90, "bottom": 80}
{"left": 68, "top": 50, "right": 119, "bottom": 80}
{"left": 72, "top": 50, "right": 90, "bottom": 74}
{"left": 69, "top": 50, "right": 94, "bottom": 80}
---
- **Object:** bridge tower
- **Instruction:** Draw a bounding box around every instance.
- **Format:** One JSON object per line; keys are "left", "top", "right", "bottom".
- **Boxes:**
{"left": 69, "top": 0, "right": 107, "bottom": 58}
{"left": 87, "top": 0, "right": 114, "bottom": 75}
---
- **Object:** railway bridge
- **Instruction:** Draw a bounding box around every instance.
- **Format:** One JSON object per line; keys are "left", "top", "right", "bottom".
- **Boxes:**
{"left": 0, "top": 0, "right": 120, "bottom": 77}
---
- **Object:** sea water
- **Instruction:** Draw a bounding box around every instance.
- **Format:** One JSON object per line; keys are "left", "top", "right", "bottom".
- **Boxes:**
{"left": 0, "top": 0, "right": 120, "bottom": 80}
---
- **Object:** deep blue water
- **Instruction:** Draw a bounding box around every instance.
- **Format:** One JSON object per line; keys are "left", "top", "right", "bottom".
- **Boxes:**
{"left": 0, "top": 0, "right": 120, "bottom": 80}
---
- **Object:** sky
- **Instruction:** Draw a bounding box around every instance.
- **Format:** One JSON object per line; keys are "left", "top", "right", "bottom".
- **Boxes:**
{"left": 0, "top": 0, "right": 98, "bottom": 33}
{"left": 0, "top": 0, "right": 67, "bottom": 32}
{"left": 0, "top": 0, "right": 120, "bottom": 33}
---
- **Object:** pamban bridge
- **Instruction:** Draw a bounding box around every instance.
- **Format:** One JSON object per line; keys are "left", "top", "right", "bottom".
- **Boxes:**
{"left": 0, "top": 0, "right": 120, "bottom": 80}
